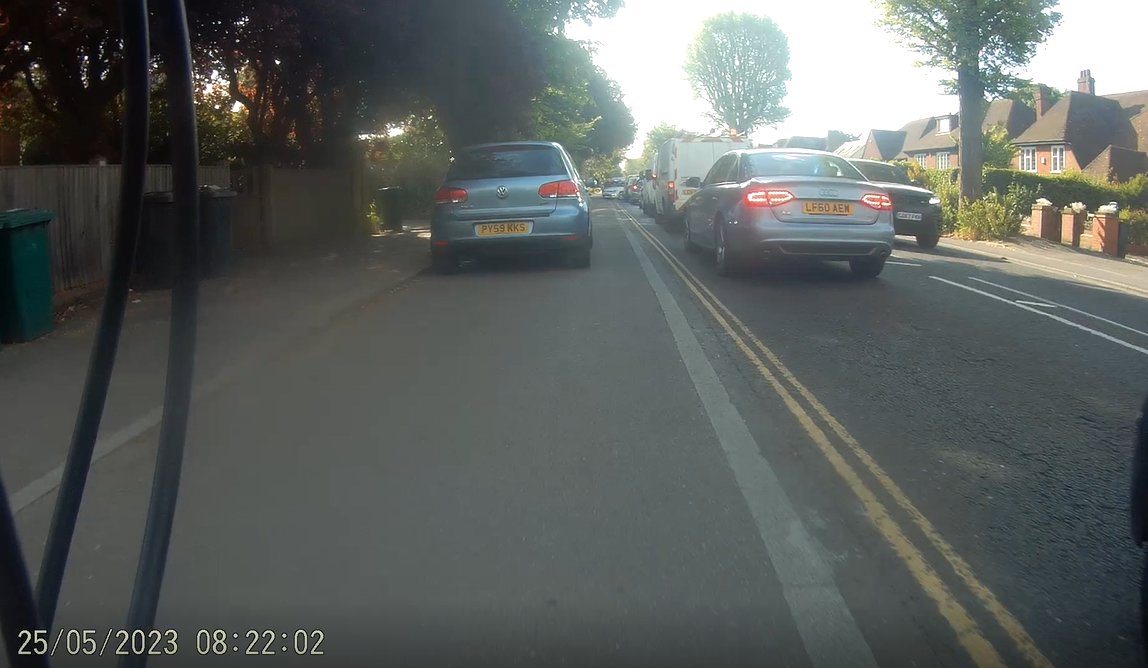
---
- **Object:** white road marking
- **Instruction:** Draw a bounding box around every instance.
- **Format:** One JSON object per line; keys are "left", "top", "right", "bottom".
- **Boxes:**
{"left": 968, "top": 276, "right": 1148, "bottom": 339}
{"left": 939, "top": 242, "right": 1148, "bottom": 298}
{"left": 887, "top": 261, "right": 923, "bottom": 267}
{"left": 1014, "top": 300, "right": 1057, "bottom": 308}
{"left": 931, "top": 276, "right": 1148, "bottom": 357}
{"left": 623, "top": 222, "right": 879, "bottom": 668}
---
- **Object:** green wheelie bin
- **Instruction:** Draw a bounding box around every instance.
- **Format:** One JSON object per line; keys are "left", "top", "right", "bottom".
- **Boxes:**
{"left": 0, "top": 209, "right": 55, "bottom": 343}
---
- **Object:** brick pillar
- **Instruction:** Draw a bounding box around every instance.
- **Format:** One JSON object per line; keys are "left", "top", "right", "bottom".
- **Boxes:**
{"left": 1060, "top": 211, "right": 1083, "bottom": 247}
{"left": 1030, "top": 205, "right": 1060, "bottom": 241}
{"left": 1092, "top": 213, "right": 1121, "bottom": 256}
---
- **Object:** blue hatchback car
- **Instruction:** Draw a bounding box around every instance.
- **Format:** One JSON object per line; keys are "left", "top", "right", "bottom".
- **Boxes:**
{"left": 430, "top": 142, "right": 592, "bottom": 273}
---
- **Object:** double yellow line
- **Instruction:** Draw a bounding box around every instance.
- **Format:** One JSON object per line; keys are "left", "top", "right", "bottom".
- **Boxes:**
{"left": 616, "top": 206, "right": 1052, "bottom": 668}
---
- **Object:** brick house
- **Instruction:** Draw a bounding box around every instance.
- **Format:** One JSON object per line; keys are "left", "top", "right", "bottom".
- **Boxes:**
{"left": 854, "top": 99, "right": 1035, "bottom": 169}
{"left": 1010, "top": 71, "right": 1148, "bottom": 181}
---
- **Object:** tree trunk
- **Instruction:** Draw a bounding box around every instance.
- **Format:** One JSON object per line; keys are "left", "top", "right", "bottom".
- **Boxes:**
{"left": 956, "top": 64, "right": 985, "bottom": 202}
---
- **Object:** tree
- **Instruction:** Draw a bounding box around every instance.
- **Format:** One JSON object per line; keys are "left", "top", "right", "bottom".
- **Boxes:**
{"left": 508, "top": 0, "right": 623, "bottom": 33}
{"left": 1002, "top": 81, "right": 1065, "bottom": 111}
{"left": 827, "top": 130, "right": 860, "bottom": 152}
{"left": 981, "top": 125, "right": 1017, "bottom": 170}
{"left": 1, "top": 0, "right": 125, "bottom": 162}
{"left": 526, "top": 35, "right": 634, "bottom": 164}
{"left": 877, "top": 0, "right": 1062, "bottom": 201}
{"left": 683, "top": 13, "right": 791, "bottom": 135}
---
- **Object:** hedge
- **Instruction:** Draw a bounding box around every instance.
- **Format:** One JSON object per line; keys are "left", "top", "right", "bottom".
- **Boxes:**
{"left": 918, "top": 167, "right": 1148, "bottom": 211}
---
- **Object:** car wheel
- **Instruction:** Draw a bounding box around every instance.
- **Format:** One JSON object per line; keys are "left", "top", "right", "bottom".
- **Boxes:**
{"left": 714, "top": 223, "right": 741, "bottom": 277}
{"left": 917, "top": 231, "right": 940, "bottom": 249}
{"left": 431, "top": 251, "right": 458, "bottom": 275}
{"left": 567, "top": 247, "right": 591, "bottom": 269}
{"left": 849, "top": 256, "right": 886, "bottom": 279}
{"left": 684, "top": 221, "right": 701, "bottom": 253}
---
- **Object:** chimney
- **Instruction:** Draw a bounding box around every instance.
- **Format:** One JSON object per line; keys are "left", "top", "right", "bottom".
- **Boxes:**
{"left": 1077, "top": 69, "right": 1095, "bottom": 95}
{"left": 1034, "top": 84, "right": 1052, "bottom": 118}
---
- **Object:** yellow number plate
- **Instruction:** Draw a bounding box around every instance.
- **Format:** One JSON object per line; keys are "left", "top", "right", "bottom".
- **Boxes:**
{"left": 801, "top": 201, "right": 854, "bottom": 216}
{"left": 476, "top": 222, "right": 532, "bottom": 237}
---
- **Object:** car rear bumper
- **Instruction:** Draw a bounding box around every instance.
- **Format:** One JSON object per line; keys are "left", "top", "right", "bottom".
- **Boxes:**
{"left": 729, "top": 216, "right": 895, "bottom": 262}
{"left": 432, "top": 234, "right": 590, "bottom": 258}
{"left": 430, "top": 206, "right": 591, "bottom": 257}
{"left": 893, "top": 208, "right": 942, "bottom": 236}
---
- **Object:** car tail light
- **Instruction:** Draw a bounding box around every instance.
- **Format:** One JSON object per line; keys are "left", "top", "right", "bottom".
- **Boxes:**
{"left": 538, "top": 180, "right": 579, "bottom": 198}
{"left": 434, "top": 187, "right": 467, "bottom": 205}
{"left": 860, "top": 193, "right": 893, "bottom": 211}
{"left": 666, "top": 180, "right": 675, "bottom": 191}
{"left": 744, "top": 188, "right": 795, "bottom": 207}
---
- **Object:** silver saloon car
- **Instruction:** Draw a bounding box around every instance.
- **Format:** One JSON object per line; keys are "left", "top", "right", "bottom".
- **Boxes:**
{"left": 682, "top": 149, "right": 895, "bottom": 278}
{"left": 430, "top": 142, "right": 592, "bottom": 273}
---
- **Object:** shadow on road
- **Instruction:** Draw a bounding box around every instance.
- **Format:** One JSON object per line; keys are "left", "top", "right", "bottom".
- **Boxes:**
{"left": 445, "top": 253, "right": 578, "bottom": 275}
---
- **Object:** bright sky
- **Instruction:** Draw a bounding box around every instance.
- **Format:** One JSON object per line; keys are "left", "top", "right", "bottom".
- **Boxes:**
{"left": 565, "top": 0, "right": 1148, "bottom": 159}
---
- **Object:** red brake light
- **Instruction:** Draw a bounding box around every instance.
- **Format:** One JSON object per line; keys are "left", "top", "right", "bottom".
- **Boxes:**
{"left": 860, "top": 193, "right": 893, "bottom": 211}
{"left": 538, "top": 180, "right": 579, "bottom": 198}
{"left": 744, "top": 188, "right": 795, "bottom": 207}
{"left": 666, "top": 180, "right": 676, "bottom": 190}
{"left": 435, "top": 187, "right": 467, "bottom": 205}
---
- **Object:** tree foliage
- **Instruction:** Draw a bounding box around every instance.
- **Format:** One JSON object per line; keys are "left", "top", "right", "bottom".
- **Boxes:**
{"left": 877, "top": 0, "right": 1061, "bottom": 201}
{"left": 0, "top": 0, "right": 630, "bottom": 165}
{"left": 827, "top": 130, "right": 860, "bottom": 152}
{"left": 684, "top": 13, "right": 791, "bottom": 135}
{"left": 1, "top": 0, "right": 125, "bottom": 162}
{"left": 1002, "top": 81, "right": 1065, "bottom": 111}
{"left": 527, "top": 36, "right": 635, "bottom": 164}
{"left": 981, "top": 125, "right": 1017, "bottom": 170}
{"left": 508, "top": 0, "right": 623, "bottom": 33}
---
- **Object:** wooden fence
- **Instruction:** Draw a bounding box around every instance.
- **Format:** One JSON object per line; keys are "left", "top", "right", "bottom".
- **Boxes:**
{"left": 0, "top": 165, "right": 230, "bottom": 297}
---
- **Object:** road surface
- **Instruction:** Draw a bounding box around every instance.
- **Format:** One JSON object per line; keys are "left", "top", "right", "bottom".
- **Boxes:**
{"left": 8, "top": 199, "right": 1147, "bottom": 667}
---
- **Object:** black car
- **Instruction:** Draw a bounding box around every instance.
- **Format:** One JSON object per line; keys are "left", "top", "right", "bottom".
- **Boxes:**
{"left": 848, "top": 159, "right": 942, "bottom": 249}
{"left": 622, "top": 175, "right": 642, "bottom": 204}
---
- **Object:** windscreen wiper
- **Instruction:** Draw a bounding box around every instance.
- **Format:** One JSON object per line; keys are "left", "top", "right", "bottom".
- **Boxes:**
{"left": 0, "top": 0, "right": 201, "bottom": 664}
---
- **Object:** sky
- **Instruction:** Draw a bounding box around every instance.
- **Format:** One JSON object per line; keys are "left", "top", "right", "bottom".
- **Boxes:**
{"left": 564, "top": 0, "right": 1148, "bottom": 159}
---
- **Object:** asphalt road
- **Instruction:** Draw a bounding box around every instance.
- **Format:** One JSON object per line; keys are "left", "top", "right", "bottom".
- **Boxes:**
{"left": 8, "top": 198, "right": 1148, "bottom": 668}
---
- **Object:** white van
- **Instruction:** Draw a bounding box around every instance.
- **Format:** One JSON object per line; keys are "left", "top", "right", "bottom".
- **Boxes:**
{"left": 653, "top": 137, "right": 752, "bottom": 225}
{"left": 640, "top": 158, "right": 658, "bottom": 215}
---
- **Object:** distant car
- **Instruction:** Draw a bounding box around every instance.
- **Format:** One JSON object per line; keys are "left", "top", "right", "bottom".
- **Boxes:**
{"left": 601, "top": 177, "right": 626, "bottom": 199}
{"left": 430, "top": 141, "right": 592, "bottom": 273}
{"left": 682, "top": 148, "right": 895, "bottom": 278}
{"left": 622, "top": 175, "right": 642, "bottom": 204}
{"left": 848, "top": 158, "right": 942, "bottom": 249}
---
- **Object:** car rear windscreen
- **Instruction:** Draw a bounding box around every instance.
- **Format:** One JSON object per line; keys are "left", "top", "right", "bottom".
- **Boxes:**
{"left": 854, "top": 162, "right": 912, "bottom": 185}
{"left": 747, "top": 153, "right": 866, "bottom": 180}
{"left": 448, "top": 146, "right": 567, "bottom": 180}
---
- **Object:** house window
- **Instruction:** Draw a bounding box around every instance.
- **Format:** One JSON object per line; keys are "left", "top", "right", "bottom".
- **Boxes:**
{"left": 914, "top": 154, "right": 928, "bottom": 167}
{"left": 1020, "top": 147, "right": 1037, "bottom": 172}
{"left": 937, "top": 116, "right": 952, "bottom": 134}
{"left": 1050, "top": 145, "right": 1065, "bottom": 173}
{"left": 936, "top": 152, "right": 950, "bottom": 170}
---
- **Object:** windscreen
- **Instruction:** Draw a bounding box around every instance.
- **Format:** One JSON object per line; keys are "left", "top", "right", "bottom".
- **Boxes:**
{"left": 746, "top": 153, "right": 866, "bottom": 180}
{"left": 853, "top": 161, "right": 912, "bottom": 185}
{"left": 447, "top": 145, "right": 567, "bottom": 180}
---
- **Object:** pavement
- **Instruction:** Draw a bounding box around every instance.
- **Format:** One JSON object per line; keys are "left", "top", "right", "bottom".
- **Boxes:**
{"left": 2, "top": 203, "right": 1148, "bottom": 667}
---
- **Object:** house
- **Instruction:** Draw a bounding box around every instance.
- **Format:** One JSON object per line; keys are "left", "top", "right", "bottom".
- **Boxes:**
{"left": 833, "top": 139, "right": 866, "bottom": 159}
{"left": 855, "top": 100, "right": 1035, "bottom": 169}
{"left": 1010, "top": 71, "right": 1148, "bottom": 181}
